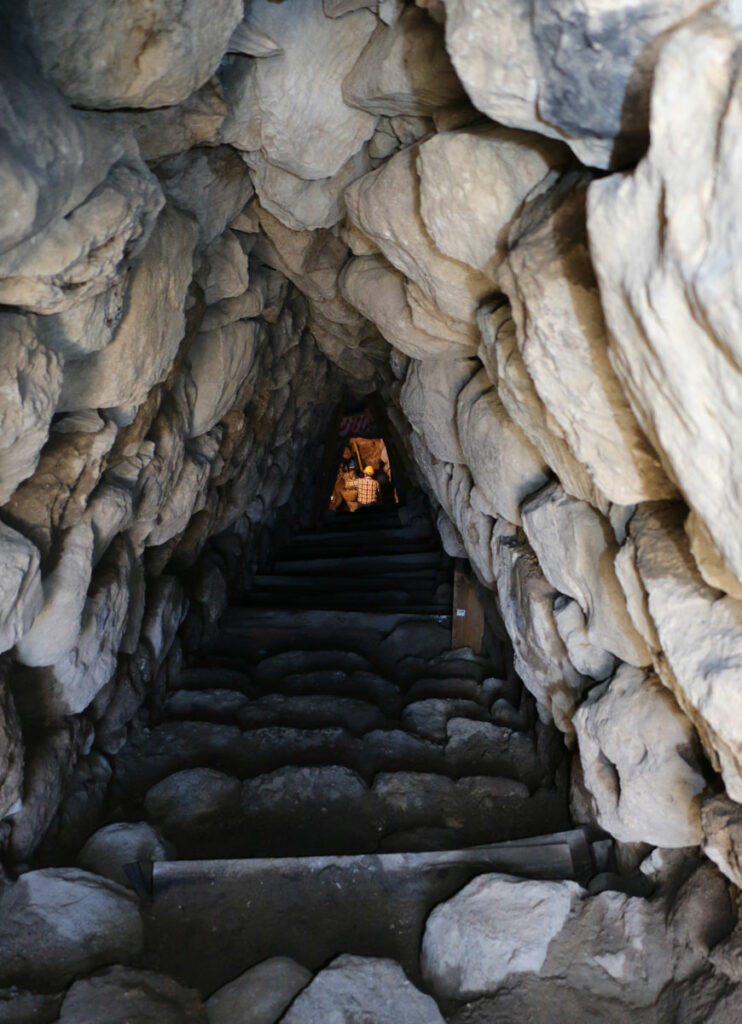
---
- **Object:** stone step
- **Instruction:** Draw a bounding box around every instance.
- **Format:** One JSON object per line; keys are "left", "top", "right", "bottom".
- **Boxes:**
{"left": 265, "top": 669, "right": 403, "bottom": 716}
{"left": 210, "top": 609, "right": 452, "bottom": 668}
{"left": 402, "top": 676, "right": 502, "bottom": 708}
{"left": 275, "top": 537, "right": 441, "bottom": 559}
{"left": 251, "top": 572, "right": 443, "bottom": 592}
{"left": 176, "top": 667, "right": 257, "bottom": 694}
{"left": 110, "top": 717, "right": 549, "bottom": 805}
{"left": 239, "top": 591, "right": 450, "bottom": 615}
{"left": 319, "top": 510, "right": 404, "bottom": 530}
{"left": 161, "top": 686, "right": 517, "bottom": 743}
{"left": 253, "top": 648, "right": 372, "bottom": 685}
{"left": 272, "top": 551, "right": 444, "bottom": 575}
{"left": 289, "top": 525, "right": 433, "bottom": 547}
{"left": 141, "top": 831, "right": 610, "bottom": 995}
{"left": 140, "top": 764, "right": 570, "bottom": 860}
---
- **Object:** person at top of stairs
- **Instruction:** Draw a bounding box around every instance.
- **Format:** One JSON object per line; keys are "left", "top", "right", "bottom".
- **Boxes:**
{"left": 355, "top": 465, "right": 381, "bottom": 508}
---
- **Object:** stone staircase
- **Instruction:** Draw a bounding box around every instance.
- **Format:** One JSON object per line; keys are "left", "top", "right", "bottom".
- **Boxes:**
{"left": 87, "top": 507, "right": 611, "bottom": 1016}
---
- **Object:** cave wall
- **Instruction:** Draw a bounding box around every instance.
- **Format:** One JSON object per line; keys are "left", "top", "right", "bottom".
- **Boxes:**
{"left": 0, "top": 0, "right": 741, "bottom": 882}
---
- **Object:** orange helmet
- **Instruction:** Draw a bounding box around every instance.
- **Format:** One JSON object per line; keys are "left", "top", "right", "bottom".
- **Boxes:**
{"left": 363, "top": 465, "right": 375, "bottom": 475}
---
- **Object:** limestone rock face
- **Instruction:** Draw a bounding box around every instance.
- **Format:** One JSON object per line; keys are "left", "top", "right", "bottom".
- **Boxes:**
{"left": 230, "top": 0, "right": 378, "bottom": 179}
{"left": 202, "top": 230, "right": 249, "bottom": 307}
{"left": 57, "top": 966, "right": 208, "bottom": 1023}
{"left": 422, "top": 873, "right": 582, "bottom": 999}
{"left": 574, "top": 664, "right": 705, "bottom": 847}
{"left": 0, "top": 685, "right": 23, "bottom": 820}
{"left": 116, "top": 78, "right": 226, "bottom": 162}
{"left": 187, "top": 320, "right": 263, "bottom": 437}
{"left": 481, "top": 302, "right": 606, "bottom": 511}
{"left": 401, "top": 358, "right": 476, "bottom": 463}
{"left": 340, "top": 256, "right": 477, "bottom": 360}
{"left": 521, "top": 482, "right": 650, "bottom": 666}
{"left": 457, "top": 368, "right": 548, "bottom": 524}
{"left": 0, "top": 315, "right": 64, "bottom": 504}
{"left": 501, "top": 174, "right": 673, "bottom": 506}
{"left": 422, "top": 871, "right": 680, "bottom": 1010}
{"left": 442, "top": 0, "right": 704, "bottom": 168}
{"left": 702, "top": 795, "right": 742, "bottom": 891}
{"left": 0, "top": 43, "right": 125, "bottom": 256}
{"left": 630, "top": 503, "right": 742, "bottom": 802}
{"left": 157, "top": 147, "right": 254, "bottom": 246}
{"left": 0, "top": 147, "right": 164, "bottom": 315}
{"left": 28, "top": 0, "right": 242, "bottom": 109}
{"left": 0, "top": 523, "right": 42, "bottom": 655}
{"left": 59, "top": 206, "right": 198, "bottom": 413}
{"left": 0, "top": 868, "right": 142, "bottom": 989}
{"left": 345, "top": 146, "right": 492, "bottom": 325}
{"left": 206, "top": 957, "right": 312, "bottom": 1024}
{"left": 243, "top": 146, "right": 373, "bottom": 232}
{"left": 491, "top": 520, "right": 588, "bottom": 733}
{"left": 27, "top": 536, "right": 138, "bottom": 717}
{"left": 279, "top": 954, "right": 445, "bottom": 1023}
{"left": 417, "top": 126, "right": 567, "bottom": 276}
{"left": 342, "top": 5, "right": 464, "bottom": 116}
{"left": 588, "top": 5, "right": 742, "bottom": 596}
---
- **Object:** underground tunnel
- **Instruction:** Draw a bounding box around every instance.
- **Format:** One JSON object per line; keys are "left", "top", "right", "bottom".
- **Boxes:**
{"left": 0, "top": 0, "right": 741, "bottom": 1020}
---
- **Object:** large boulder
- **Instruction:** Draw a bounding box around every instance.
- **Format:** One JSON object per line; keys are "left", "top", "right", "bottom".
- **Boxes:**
{"left": 400, "top": 358, "right": 477, "bottom": 464}
{"left": 340, "top": 255, "right": 477, "bottom": 360}
{"left": 702, "top": 794, "right": 742, "bottom": 892}
{"left": 500, "top": 173, "right": 673, "bottom": 505}
{"left": 0, "top": 868, "right": 142, "bottom": 989}
{"left": 345, "top": 145, "right": 492, "bottom": 325}
{"left": 521, "top": 482, "right": 650, "bottom": 665}
{"left": 116, "top": 77, "right": 226, "bottom": 162}
{"left": 456, "top": 368, "right": 548, "bottom": 524}
{"left": 588, "top": 5, "right": 742, "bottom": 597}
{"left": 574, "top": 664, "right": 705, "bottom": 846}
{"left": 3, "top": 414, "right": 118, "bottom": 555}
{"left": 77, "top": 821, "right": 173, "bottom": 888}
{"left": 186, "top": 320, "right": 264, "bottom": 438}
{"left": 490, "top": 519, "right": 588, "bottom": 734}
{"left": 0, "top": 523, "right": 42, "bottom": 654}
{"left": 28, "top": 0, "right": 242, "bottom": 108}
{"left": 58, "top": 206, "right": 198, "bottom": 413}
{"left": 223, "top": 0, "right": 377, "bottom": 179}
{"left": 18, "top": 535, "right": 139, "bottom": 717}
{"left": 157, "top": 147, "right": 254, "bottom": 246}
{"left": 144, "top": 767, "right": 241, "bottom": 842}
{"left": 417, "top": 125, "right": 567, "bottom": 277}
{"left": 342, "top": 5, "right": 464, "bottom": 116}
{"left": 243, "top": 146, "right": 372, "bottom": 233}
{"left": 422, "top": 873, "right": 677, "bottom": 1011}
{"left": 480, "top": 301, "right": 606, "bottom": 510}
{"left": 57, "top": 966, "right": 207, "bottom": 1023}
{"left": 442, "top": 0, "right": 705, "bottom": 168}
{"left": 0, "top": 315, "right": 64, "bottom": 504}
{"left": 630, "top": 503, "right": 742, "bottom": 801}
{"left": 279, "top": 954, "right": 445, "bottom": 1023}
{"left": 0, "top": 139, "right": 163, "bottom": 315}
{"left": 0, "top": 40, "right": 124, "bottom": 255}
{"left": 206, "top": 957, "right": 312, "bottom": 1024}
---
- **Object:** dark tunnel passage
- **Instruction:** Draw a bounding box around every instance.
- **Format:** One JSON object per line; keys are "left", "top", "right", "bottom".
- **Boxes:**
{"left": 0, "top": 0, "right": 740, "bottom": 1019}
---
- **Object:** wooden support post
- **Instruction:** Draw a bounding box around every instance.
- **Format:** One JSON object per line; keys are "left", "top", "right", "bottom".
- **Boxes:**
{"left": 452, "top": 559, "right": 485, "bottom": 654}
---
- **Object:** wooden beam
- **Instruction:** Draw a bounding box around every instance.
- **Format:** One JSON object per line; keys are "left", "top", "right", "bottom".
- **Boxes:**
{"left": 452, "top": 559, "right": 485, "bottom": 654}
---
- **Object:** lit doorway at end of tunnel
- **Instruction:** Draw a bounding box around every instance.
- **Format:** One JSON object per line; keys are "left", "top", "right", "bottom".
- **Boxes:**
{"left": 329, "top": 404, "right": 398, "bottom": 514}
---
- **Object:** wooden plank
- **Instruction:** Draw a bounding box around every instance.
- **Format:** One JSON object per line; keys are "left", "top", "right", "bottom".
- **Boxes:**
{"left": 452, "top": 559, "right": 485, "bottom": 654}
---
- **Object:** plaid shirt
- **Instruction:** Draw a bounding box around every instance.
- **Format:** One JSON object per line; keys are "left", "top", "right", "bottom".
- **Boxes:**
{"left": 355, "top": 474, "right": 381, "bottom": 505}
